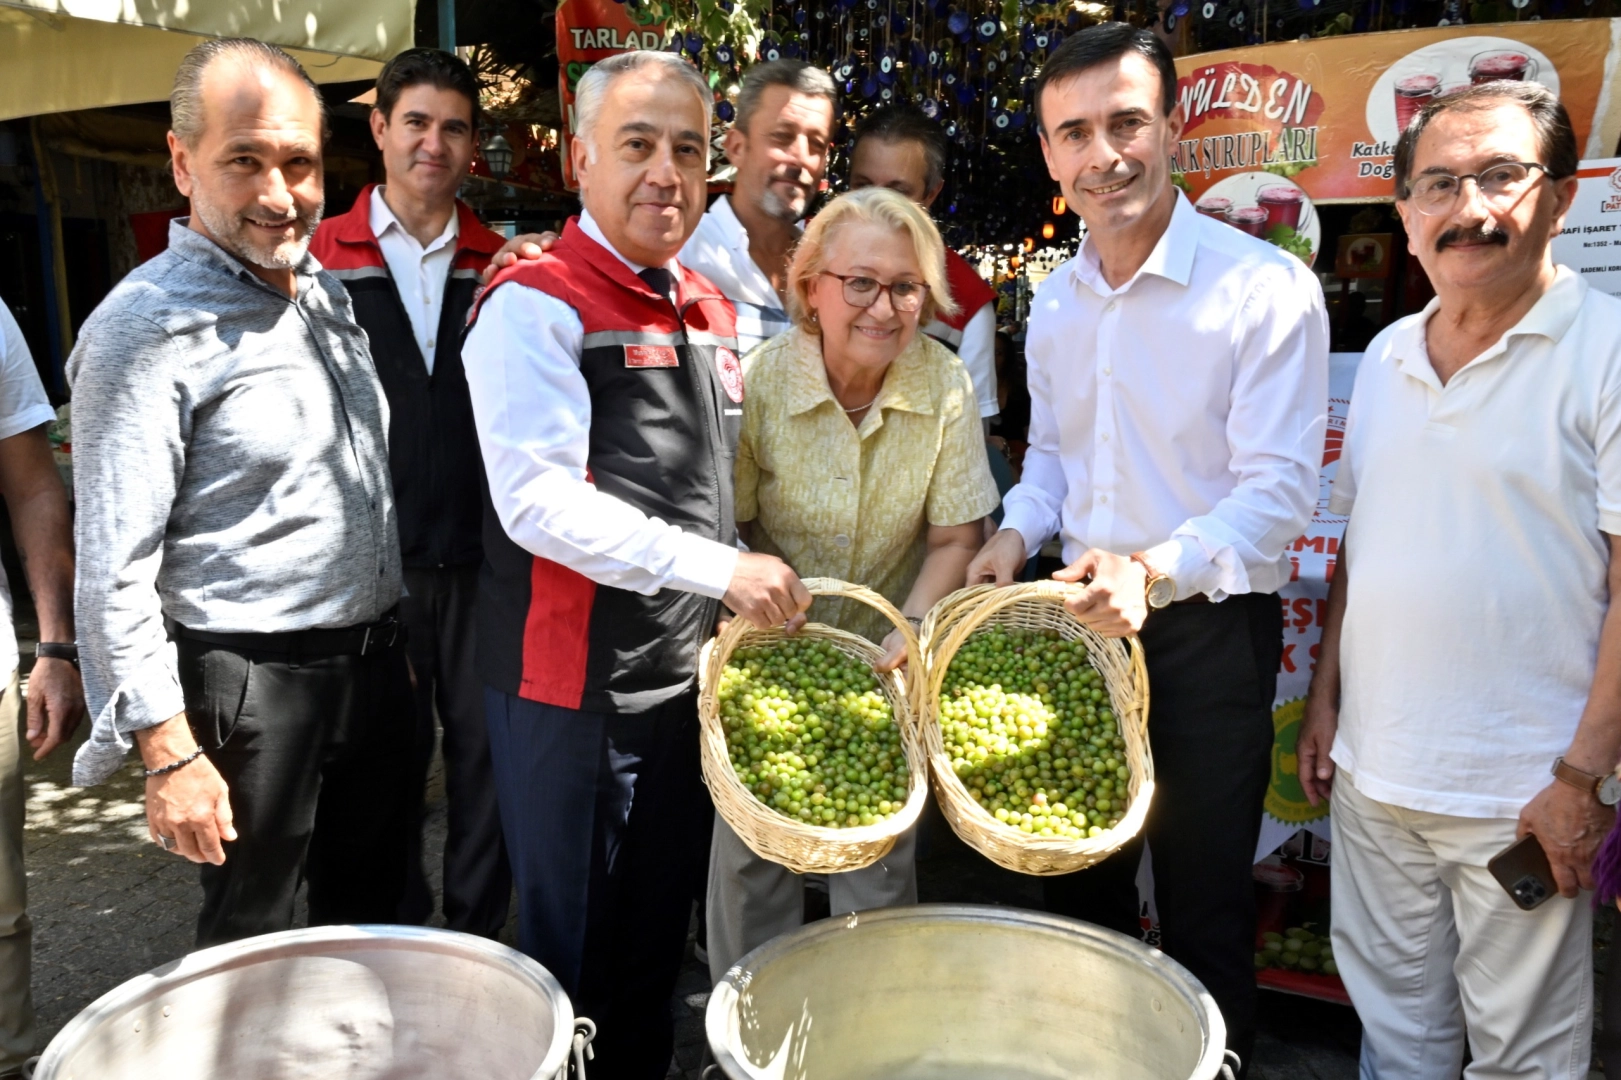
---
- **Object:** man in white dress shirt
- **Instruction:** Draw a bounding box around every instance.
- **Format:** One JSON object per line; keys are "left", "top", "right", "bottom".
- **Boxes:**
{"left": 460, "top": 51, "right": 809, "bottom": 1080}
{"left": 967, "top": 23, "right": 1328, "bottom": 1068}
{"left": 1298, "top": 83, "right": 1617, "bottom": 1079}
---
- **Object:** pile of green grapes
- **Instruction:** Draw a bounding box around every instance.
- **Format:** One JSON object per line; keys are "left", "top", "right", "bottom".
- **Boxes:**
{"left": 716, "top": 637, "right": 910, "bottom": 829}
{"left": 939, "top": 626, "right": 1129, "bottom": 840}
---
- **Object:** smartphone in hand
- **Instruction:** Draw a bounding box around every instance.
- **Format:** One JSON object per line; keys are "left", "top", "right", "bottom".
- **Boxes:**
{"left": 1488, "top": 834, "right": 1557, "bottom": 911}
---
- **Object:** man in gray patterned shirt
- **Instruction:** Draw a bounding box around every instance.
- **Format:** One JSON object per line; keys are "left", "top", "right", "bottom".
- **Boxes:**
{"left": 68, "top": 38, "right": 416, "bottom": 946}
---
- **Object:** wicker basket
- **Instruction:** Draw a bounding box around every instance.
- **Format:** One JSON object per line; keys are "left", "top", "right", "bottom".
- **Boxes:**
{"left": 920, "top": 581, "right": 1154, "bottom": 876}
{"left": 698, "top": 577, "right": 928, "bottom": 874}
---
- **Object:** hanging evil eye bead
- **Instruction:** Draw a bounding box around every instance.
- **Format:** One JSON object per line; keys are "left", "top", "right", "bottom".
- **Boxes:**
{"left": 921, "top": 97, "right": 940, "bottom": 118}
{"left": 911, "top": 40, "right": 927, "bottom": 66}
{"left": 795, "top": 8, "right": 808, "bottom": 23}
{"left": 715, "top": 44, "right": 734, "bottom": 63}
{"left": 717, "top": 101, "right": 736, "bottom": 122}
{"left": 892, "top": 12, "right": 908, "bottom": 32}
{"left": 993, "top": 111, "right": 1012, "bottom": 130}
{"left": 945, "top": 122, "right": 958, "bottom": 137}
{"left": 880, "top": 86, "right": 894, "bottom": 101}
{"left": 1201, "top": 1, "right": 1216, "bottom": 16}
{"left": 1011, "top": 108, "right": 1027, "bottom": 128}
{"left": 765, "top": 42, "right": 782, "bottom": 60}
{"left": 948, "top": 10, "right": 972, "bottom": 36}
{"left": 862, "top": 74, "right": 880, "bottom": 97}
{"left": 1033, "top": 32, "right": 1049, "bottom": 47}
{"left": 944, "top": 70, "right": 958, "bottom": 86}
{"left": 976, "top": 17, "right": 998, "bottom": 39}
{"left": 685, "top": 32, "right": 703, "bottom": 54}
{"left": 929, "top": 48, "right": 941, "bottom": 67}
{"left": 1172, "top": 0, "right": 1191, "bottom": 12}
{"left": 956, "top": 78, "right": 975, "bottom": 104}
{"left": 836, "top": 57, "right": 855, "bottom": 80}
{"left": 878, "top": 51, "right": 897, "bottom": 82}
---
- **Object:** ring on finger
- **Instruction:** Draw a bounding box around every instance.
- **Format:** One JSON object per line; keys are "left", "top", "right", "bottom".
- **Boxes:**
{"left": 157, "top": 834, "right": 178, "bottom": 852}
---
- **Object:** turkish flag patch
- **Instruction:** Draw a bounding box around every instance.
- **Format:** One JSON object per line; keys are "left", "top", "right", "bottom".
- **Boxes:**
{"left": 624, "top": 344, "right": 680, "bottom": 368}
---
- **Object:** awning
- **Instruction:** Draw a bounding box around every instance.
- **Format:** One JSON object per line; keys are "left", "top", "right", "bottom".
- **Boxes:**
{"left": 0, "top": 1, "right": 415, "bottom": 122}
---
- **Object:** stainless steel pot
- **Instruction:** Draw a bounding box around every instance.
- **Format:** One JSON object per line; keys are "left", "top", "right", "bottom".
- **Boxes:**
{"left": 31, "top": 924, "right": 593, "bottom": 1080}
{"left": 706, "top": 904, "right": 1231, "bottom": 1080}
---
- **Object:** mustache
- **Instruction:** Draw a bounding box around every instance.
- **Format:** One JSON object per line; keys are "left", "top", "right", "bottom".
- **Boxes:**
{"left": 1436, "top": 224, "right": 1509, "bottom": 252}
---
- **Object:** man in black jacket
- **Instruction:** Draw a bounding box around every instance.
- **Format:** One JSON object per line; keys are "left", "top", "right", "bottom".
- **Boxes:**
{"left": 310, "top": 48, "right": 509, "bottom": 936}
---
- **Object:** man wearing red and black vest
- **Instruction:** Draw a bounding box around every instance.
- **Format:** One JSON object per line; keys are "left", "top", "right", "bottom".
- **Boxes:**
{"left": 462, "top": 51, "right": 810, "bottom": 1080}
{"left": 309, "top": 49, "right": 510, "bottom": 937}
{"left": 849, "top": 103, "right": 1002, "bottom": 425}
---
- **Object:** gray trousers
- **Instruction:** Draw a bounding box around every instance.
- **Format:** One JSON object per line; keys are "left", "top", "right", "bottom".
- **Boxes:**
{"left": 0, "top": 672, "right": 33, "bottom": 1074}
{"left": 705, "top": 814, "right": 917, "bottom": 985}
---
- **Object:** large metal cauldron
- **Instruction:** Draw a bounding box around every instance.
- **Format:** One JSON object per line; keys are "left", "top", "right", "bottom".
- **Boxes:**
{"left": 30, "top": 925, "right": 591, "bottom": 1080}
{"left": 706, "top": 904, "right": 1231, "bottom": 1080}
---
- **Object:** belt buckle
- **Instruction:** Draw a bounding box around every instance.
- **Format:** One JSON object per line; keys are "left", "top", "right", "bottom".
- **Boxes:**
{"left": 359, "top": 618, "right": 399, "bottom": 657}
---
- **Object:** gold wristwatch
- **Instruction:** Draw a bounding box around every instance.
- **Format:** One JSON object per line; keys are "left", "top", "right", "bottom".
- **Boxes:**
{"left": 1130, "top": 552, "right": 1176, "bottom": 610}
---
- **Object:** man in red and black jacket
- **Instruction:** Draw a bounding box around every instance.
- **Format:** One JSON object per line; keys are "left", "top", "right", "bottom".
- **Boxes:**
{"left": 462, "top": 51, "right": 809, "bottom": 1080}
{"left": 309, "top": 49, "right": 509, "bottom": 938}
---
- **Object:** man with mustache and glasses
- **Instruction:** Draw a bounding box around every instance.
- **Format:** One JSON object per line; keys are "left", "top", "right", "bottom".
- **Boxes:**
{"left": 310, "top": 49, "right": 510, "bottom": 938}
{"left": 68, "top": 38, "right": 414, "bottom": 947}
{"left": 966, "top": 23, "right": 1328, "bottom": 1069}
{"left": 1297, "top": 83, "right": 1620, "bottom": 1079}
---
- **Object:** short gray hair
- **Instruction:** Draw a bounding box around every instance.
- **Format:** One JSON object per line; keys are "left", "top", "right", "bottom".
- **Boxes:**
{"left": 735, "top": 59, "right": 835, "bottom": 135}
{"left": 1393, "top": 81, "right": 1577, "bottom": 199}
{"left": 171, "top": 37, "right": 326, "bottom": 147}
{"left": 575, "top": 51, "right": 712, "bottom": 162}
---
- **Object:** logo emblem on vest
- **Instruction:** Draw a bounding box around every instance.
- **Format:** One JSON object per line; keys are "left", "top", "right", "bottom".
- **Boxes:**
{"left": 715, "top": 346, "right": 744, "bottom": 403}
{"left": 624, "top": 344, "right": 680, "bottom": 368}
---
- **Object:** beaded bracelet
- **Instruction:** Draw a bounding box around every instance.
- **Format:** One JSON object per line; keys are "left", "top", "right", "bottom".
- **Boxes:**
{"left": 144, "top": 747, "right": 204, "bottom": 778}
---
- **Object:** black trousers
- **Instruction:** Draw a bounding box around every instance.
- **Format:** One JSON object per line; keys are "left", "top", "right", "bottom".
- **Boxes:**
{"left": 397, "top": 566, "right": 511, "bottom": 936}
{"left": 177, "top": 633, "right": 418, "bottom": 948}
{"left": 485, "top": 688, "right": 711, "bottom": 1080}
{"left": 1044, "top": 592, "right": 1282, "bottom": 1069}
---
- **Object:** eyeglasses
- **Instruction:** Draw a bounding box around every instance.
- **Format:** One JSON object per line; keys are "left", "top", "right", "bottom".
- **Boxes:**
{"left": 1405, "top": 161, "right": 1554, "bottom": 217}
{"left": 819, "top": 272, "right": 930, "bottom": 313}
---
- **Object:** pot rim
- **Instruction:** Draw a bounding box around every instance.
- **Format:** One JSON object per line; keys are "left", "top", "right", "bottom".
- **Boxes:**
{"left": 706, "top": 902, "right": 1228, "bottom": 1080}
{"left": 34, "top": 924, "right": 576, "bottom": 1080}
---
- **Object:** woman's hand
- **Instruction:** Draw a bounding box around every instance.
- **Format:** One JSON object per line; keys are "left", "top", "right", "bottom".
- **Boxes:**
{"left": 875, "top": 628, "right": 910, "bottom": 672}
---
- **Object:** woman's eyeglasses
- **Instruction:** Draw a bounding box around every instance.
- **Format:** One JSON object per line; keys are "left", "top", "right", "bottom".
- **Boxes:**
{"left": 819, "top": 272, "right": 930, "bottom": 313}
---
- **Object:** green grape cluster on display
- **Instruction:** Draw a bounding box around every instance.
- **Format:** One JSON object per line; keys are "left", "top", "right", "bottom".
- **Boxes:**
{"left": 1255, "top": 925, "right": 1338, "bottom": 976}
{"left": 940, "top": 626, "right": 1129, "bottom": 840}
{"left": 716, "top": 637, "right": 910, "bottom": 829}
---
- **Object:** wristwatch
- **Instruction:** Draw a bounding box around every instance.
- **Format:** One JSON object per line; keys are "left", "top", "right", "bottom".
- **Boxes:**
{"left": 1130, "top": 553, "right": 1177, "bottom": 611}
{"left": 1551, "top": 757, "right": 1621, "bottom": 807}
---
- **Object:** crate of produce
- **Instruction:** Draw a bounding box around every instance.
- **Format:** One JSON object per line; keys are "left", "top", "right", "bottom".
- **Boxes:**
{"left": 919, "top": 582, "right": 1154, "bottom": 875}
{"left": 698, "top": 577, "right": 928, "bottom": 874}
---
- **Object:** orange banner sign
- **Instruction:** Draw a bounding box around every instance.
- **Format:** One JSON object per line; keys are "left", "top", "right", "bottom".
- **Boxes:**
{"left": 1172, "top": 20, "right": 1621, "bottom": 212}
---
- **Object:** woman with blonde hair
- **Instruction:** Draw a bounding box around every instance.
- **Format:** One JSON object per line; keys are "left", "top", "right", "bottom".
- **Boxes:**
{"left": 705, "top": 185, "right": 1000, "bottom": 982}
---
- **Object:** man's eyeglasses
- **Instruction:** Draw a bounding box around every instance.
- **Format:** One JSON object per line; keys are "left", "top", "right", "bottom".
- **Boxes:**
{"left": 819, "top": 272, "right": 930, "bottom": 313}
{"left": 1405, "top": 161, "right": 1556, "bottom": 217}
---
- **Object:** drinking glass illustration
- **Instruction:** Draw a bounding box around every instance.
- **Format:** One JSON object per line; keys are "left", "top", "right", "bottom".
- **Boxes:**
{"left": 1470, "top": 50, "right": 1537, "bottom": 84}
{"left": 1226, "top": 206, "right": 1269, "bottom": 237}
{"left": 1195, "top": 196, "right": 1233, "bottom": 219}
{"left": 1256, "top": 186, "right": 1305, "bottom": 233}
{"left": 1393, "top": 73, "right": 1441, "bottom": 132}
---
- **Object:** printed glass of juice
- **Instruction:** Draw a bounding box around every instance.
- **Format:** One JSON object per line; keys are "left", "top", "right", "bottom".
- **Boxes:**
{"left": 1226, "top": 206, "right": 1269, "bottom": 237}
{"left": 1256, "top": 185, "right": 1304, "bottom": 233}
{"left": 1195, "top": 196, "right": 1233, "bottom": 218}
{"left": 1470, "top": 51, "right": 1535, "bottom": 84}
{"left": 1393, "top": 73, "right": 1441, "bottom": 132}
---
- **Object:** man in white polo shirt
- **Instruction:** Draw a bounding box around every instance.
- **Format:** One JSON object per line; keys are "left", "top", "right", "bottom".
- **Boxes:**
{"left": 1298, "top": 82, "right": 1621, "bottom": 1079}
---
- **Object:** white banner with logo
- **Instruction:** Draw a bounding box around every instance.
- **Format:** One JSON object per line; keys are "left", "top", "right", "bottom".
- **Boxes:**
{"left": 1551, "top": 158, "right": 1621, "bottom": 301}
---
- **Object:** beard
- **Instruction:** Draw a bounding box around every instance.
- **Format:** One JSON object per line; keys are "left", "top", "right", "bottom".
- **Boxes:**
{"left": 757, "top": 175, "right": 812, "bottom": 223}
{"left": 190, "top": 186, "right": 323, "bottom": 271}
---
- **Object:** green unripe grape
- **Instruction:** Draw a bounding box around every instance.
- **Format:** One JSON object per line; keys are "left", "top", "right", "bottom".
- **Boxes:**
{"left": 717, "top": 638, "right": 907, "bottom": 830}
{"left": 941, "top": 626, "right": 1131, "bottom": 837}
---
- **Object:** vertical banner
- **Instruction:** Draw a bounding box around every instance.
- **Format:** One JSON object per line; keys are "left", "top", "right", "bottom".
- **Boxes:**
{"left": 1256, "top": 353, "right": 1359, "bottom": 864}
{"left": 1170, "top": 21, "right": 1621, "bottom": 265}
{"left": 1551, "top": 157, "right": 1621, "bottom": 300}
{"left": 556, "top": 0, "right": 669, "bottom": 190}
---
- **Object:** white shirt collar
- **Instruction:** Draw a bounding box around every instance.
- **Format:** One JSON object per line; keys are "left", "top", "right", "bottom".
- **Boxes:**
{"left": 1391, "top": 264, "right": 1588, "bottom": 389}
{"left": 1070, "top": 190, "right": 1200, "bottom": 298}
{"left": 578, "top": 207, "right": 681, "bottom": 277}
{"left": 369, "top": 185, "right": 458, "bottom": 254}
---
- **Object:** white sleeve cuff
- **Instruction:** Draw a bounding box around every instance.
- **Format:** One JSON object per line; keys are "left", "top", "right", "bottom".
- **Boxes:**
{"left": 1144, "top": 532, "right": 1249, "bottom": 603}
{"left": 667, "top": 532, "right": 741, "bottom": 601}
{"left": 998, "top": 501, "right": 1054, "bottom": 561}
